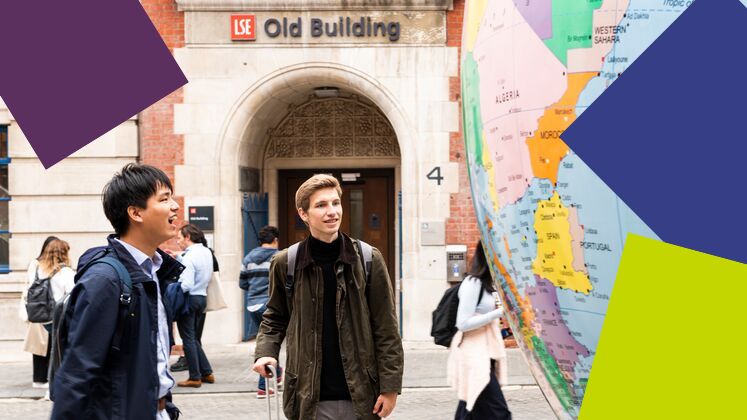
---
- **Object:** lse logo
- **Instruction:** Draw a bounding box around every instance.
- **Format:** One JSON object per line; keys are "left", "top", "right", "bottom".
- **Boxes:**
{"left": 231, "top": 15, "right": 256, "bottom": 40}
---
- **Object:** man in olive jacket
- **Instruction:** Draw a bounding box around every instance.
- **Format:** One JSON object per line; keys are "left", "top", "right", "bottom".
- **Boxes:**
{"left": 253, "top": 174, "right": 404, "bottom": 420}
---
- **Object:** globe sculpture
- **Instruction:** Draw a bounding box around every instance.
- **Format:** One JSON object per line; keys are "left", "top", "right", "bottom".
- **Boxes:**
{"left": 461, "top": 0, "right": 689, "bottom": 417}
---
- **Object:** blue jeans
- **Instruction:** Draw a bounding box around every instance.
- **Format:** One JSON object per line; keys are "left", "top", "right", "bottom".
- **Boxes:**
{"left": 176, "top": 295, "right": 213, "bottom": 380}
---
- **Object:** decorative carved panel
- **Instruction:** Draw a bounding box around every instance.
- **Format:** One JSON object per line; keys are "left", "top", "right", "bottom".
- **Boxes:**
{"left": 266, "top": 97, "right": 400, "bottom": 159}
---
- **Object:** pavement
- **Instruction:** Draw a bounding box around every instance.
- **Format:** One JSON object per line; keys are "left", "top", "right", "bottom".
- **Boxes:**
{"left": 0, "top": 341, "right": 557, "bottom": 419}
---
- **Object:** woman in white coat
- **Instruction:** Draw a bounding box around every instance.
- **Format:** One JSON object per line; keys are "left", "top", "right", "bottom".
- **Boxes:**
{"left": 19, "top": 237, "right": 75, "bottom": 388}
{"left": 447, "top": 240, "right": 512, "bottom": 420}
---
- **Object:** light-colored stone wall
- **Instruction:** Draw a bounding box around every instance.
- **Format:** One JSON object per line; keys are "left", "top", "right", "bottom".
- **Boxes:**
{"left": 0, "top": 101, "right": 137, "bottom": 341}
{"left": 173, "top": 29, "right": 460, "bottom": 342}
{"left": 0, "top": 0, "right": 469, "bottom": 348}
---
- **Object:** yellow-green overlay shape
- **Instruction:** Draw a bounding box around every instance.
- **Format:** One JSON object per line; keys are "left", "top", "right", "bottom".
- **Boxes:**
{"left": 580, "top": 235, "right": 746, "bottom": 419}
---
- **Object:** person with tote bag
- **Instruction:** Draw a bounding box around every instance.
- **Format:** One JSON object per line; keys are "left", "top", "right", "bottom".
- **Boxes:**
{"left": 173, "top": 224, "right": 216, "bottom": 387}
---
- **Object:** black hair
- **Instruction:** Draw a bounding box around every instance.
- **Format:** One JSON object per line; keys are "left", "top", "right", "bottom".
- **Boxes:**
{"left": 37, "top": 235, "right": 60, "bottom": 260}
{"left": 102, "top": 163, "right": 173, "bottom": 235}
{"left": 180, "top": 224, "right": 207, "bottom": 247}
{"left": 466, "top": 240, "right": 496, "bottom": 293}
{"left": 258, "top": 225, "right": 279, "bottom": 245}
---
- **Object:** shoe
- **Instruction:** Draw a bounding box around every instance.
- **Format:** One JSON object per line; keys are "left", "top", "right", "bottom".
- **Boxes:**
{"left": 201, "top": 374, "right": 215, "bottom": 384}
{"left": 177, "top": 378, "right": 202, "bottom": 388}
{"left": 170, "top": 356, "right": 188, "bottom": 372}
{"left": 256, "top": 389, "right": 275, "bottom": 399}
{"left": 32, "top": 382, "right": 49, "bottom": 389}
{"left": 43, "top": 390, "right": 50, "bottom": 401}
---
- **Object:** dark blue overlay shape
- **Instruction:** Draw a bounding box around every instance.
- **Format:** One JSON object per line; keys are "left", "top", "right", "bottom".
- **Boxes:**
{"left": 561, "top": 0, "right": 747, "bottom": 264}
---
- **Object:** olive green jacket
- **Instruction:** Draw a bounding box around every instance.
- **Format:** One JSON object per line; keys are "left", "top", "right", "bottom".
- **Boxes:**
{"left": 255, "top": 233, "right": 404, "bottom": 420}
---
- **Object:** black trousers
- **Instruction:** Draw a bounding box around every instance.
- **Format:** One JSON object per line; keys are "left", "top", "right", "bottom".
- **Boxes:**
{"left": 455, "top": 360, "right": 512, "bottom": 420}
{"left": 32, "top": 324, "right": 52, "bottom": 383}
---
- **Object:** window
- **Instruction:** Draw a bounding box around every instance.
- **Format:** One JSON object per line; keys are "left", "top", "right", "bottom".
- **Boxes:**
{"left": 0, "top": 125, "right": 9, "bottom": 273}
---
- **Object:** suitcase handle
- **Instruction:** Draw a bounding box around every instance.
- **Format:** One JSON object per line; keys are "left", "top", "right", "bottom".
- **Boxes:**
{"left": 264, "top": 364, "right": 282, "bottom": 419}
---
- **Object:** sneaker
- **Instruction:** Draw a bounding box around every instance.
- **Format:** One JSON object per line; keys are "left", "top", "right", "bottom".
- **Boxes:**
{"left": 170, "top": 356, "right": 188, "bottom": 372}
{"left": 256, "top": 388, "right": 275, "bottom": 399}
{"left": 32, "top": 382, "right": 49, "bottom": 389}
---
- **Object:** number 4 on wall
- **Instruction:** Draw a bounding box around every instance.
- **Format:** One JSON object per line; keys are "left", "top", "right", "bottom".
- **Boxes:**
{"left": 427, "top": 166, "right": 444, "bottom": 185}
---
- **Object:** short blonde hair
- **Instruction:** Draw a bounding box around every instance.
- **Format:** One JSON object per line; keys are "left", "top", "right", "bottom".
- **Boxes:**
{"left": 295, "top": 174, "right": 342, "bottom": 212}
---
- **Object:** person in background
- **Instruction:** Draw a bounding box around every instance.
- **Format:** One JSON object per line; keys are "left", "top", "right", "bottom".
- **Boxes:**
{"left": 241, "top": 225, "right": 282, "bottom": 398}
{"left": 19, "top": 237, "right": 75, "bottom": 389}
{"left": 173, "top": 224, "right": 215, "bottom": 388}
{"left": 447, "top": 240, "right": 512, "bottom": 420}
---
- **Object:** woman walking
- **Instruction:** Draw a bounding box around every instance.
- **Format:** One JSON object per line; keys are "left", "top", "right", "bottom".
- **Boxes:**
{"left": 447, "top": 240, "right": 512, "bottom": 420}
{"left": 19, "top": 237, "right": 75, "bottom": 388}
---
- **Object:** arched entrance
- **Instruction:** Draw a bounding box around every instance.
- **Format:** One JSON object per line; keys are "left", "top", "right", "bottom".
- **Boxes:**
{"left": 217, "top": 65, "right": 415, "bottom": 341}
{"left": 266, "top": 95, "right": 400, "bottom": 281}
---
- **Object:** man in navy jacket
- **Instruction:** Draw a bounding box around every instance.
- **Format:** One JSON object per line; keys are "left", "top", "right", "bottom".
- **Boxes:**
{"left": 51, "top": 164, "right": 184, "bottom": 420}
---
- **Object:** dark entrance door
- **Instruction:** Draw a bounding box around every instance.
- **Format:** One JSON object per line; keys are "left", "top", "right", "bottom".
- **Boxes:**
{"left": 278, "top": 168, "right": 396, "bottom": 283}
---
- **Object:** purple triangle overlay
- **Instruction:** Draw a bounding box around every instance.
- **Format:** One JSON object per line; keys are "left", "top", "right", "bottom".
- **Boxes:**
{"left": 0, "top": 0, "right": 187, "bottom": 168}
{"left": 562, "top": 0, "right": 747, "bottom": 264}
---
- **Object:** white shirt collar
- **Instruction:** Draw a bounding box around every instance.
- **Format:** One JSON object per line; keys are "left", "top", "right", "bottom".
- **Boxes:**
{"left": 114, "top": 238, "right": 163, "bottom": 275}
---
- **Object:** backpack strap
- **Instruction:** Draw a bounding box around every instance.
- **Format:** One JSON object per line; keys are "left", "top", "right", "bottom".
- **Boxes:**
{"left": 356, "top": 240, "right": 373, "bottom": 283}
{"left": 77, "top": 252, "right": 133, "bottom": 352}
{"left": 285, "top": 242, "right": 301, "bottom": 302}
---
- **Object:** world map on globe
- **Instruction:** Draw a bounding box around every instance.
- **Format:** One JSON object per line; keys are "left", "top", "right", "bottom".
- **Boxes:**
{"left": 461, "top": 0, "right": 696, "bottom": 417}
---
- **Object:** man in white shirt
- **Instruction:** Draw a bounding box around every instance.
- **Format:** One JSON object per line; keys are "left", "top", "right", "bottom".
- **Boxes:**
{"left": 174, "top": 224, "right": 215, "bottom": 387}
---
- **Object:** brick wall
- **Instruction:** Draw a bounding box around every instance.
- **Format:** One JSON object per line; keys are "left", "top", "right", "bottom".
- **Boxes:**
{"left": 140, "top": 0, "right": 185, "bottom": 250}
{"left": 446, "top": 0, "right": 481, "bottom": 258}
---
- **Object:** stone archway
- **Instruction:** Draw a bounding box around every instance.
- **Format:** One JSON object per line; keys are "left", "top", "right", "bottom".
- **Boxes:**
{"left": 211, "top": 63, "right": 420, "bottom": 342}
{"left": 216, "top": 63, "right": 417, "bottom": 195}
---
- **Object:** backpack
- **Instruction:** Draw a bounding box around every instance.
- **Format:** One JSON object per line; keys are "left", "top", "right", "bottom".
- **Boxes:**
{"left": 25, "top": 267, "right": 61, "bottom": 323}
{"left": 430, "top": 278, "right": 484, "bottom": 348}
{"left": 285, "top": 239, "right": 373, "bottom": 303}
{"left": 49, "top": 251, "right": 133, "bottom": 401}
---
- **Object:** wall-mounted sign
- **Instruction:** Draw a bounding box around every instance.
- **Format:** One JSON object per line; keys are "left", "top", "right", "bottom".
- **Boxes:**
{"left": 261, "top": 16, "right": 401, "bottom": 41}
{"left": 231, "top": 14, "right": 257, "bottom": 40}
{"left": 189, "top": 11, "right": 445, "bottom": 45}
{"left": 188, "top": 206, "right": 214, "bottom": 231}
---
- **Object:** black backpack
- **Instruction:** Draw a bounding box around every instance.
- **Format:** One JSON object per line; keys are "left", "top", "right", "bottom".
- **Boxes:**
{"left": 49, "top": 251, "right": 132, "bottom": 401}
{"left": 25, "top": 267, "right": 61, "bottom": 323}
{"left": 430, "top": 279, "right": 483, "bottom": 348}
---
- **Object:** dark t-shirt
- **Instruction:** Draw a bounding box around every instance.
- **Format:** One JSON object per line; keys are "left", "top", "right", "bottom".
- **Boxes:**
{"left": 309, "top": 235, "right": 351, "bottom": 401}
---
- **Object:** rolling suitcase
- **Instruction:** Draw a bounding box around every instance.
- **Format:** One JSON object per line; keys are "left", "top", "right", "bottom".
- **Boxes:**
{"left": 264, "top": 364, "right": 283, "bottom": 419}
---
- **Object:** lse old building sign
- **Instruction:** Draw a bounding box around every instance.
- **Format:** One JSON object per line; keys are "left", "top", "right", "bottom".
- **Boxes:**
{"left": 226, "top": 12, "right": 445, "bottom": 45}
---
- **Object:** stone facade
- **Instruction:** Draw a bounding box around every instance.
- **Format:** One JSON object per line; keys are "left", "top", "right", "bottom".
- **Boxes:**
{"left": 0, "top": 0, "right": 480, "bottom": 347}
